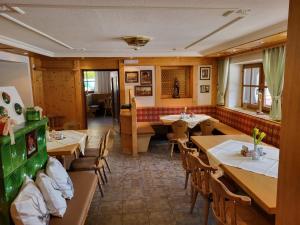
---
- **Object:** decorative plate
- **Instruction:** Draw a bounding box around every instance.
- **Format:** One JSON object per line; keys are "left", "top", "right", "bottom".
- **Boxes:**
{"left": 14, "top": 103, "right": 23, "bottom": 115}
{"left": 0, "top": 106, "right": 8, "bottom": 117}
{"left": 2, "top": 92, "right": 11, "bottom": 104}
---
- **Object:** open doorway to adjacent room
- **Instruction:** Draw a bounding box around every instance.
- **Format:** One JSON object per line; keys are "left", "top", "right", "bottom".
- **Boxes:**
{"left": 82, "top": 70, "right": 120, "bottom": 130}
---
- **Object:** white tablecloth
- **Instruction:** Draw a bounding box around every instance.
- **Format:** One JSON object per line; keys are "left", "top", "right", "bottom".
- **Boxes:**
{"left": 207, "top": 140, "right": 279, "bottom": 178}
{"left": 160, "top": 114, "right": 211, "bottom": 128}
{"left": 47, "top": 130, "right": 87, "bottom": 155}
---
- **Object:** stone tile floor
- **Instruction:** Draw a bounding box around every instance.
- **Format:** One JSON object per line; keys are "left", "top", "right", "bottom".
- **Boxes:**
{"left": 85, "top": 125, "right": 216, "bottom": 225}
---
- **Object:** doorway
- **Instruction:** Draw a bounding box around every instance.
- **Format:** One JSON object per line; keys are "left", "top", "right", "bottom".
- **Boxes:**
{"left": 82, "top": 70, "right": 120, "bottom": 130}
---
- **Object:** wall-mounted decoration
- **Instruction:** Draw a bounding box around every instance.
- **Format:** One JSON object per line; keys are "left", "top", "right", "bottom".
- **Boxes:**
{"left": 200, "top": 85, "right": 210, "bottom": 93}
{"left": 14, "top": 103, "right": 23, "bottom": 115}
{"left": 0, "top": 106, "right": 8, "bottom": 117}
{"left": 140, "top": 70, "right": 152, "bottom": 85}
{"left": 200, "top": 67, "right": 211, "bottom": 80}
{"left": 2, "top": 92, "right": 11, "bottom": 104}
{"left": 135, "top": 86, "right": 153, "bottom": 96}
{"left": 125, "top": 71, "right": 139, "bottom": 83}
{"left": 26, "top": 130, "right": 38, "bottom": 158}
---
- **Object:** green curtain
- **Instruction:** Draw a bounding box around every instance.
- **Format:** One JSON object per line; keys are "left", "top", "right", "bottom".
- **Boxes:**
{"left": 263, "top": 46, "right": 286, "bottom": 120}
{"left": 217, "top": 57, "right": 230, "bottom": 105}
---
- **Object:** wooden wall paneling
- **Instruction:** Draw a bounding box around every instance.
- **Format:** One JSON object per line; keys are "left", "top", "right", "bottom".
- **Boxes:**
{"left": 211, "top": 60, "right": 218, "bottom": 105}
{"left": 155, "top": 66, "right": 162, "bottom": 106}
{"left": 276, "top": 0, "right": 300, "bottom": 225}
{"left": 192, "top": 65, "right": 198, "bottom": 105}
{"left": 119, "top": 60, "right": 126, "bottom": 105}
{"left": 80, "top": 58, "right": 119, "bottom": 70}
{"left": 42, "top": 70, "right": 77, "bottom": 125}
{"left": 30, "top": 57, "right": 45, "bottom": 110}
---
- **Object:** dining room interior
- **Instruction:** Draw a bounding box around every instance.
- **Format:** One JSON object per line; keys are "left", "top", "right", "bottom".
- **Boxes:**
{"left": 0, "top": 0, "right": 299, "bottom": 225}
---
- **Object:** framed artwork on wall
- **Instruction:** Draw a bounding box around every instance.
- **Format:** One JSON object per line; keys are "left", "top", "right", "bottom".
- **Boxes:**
{"left": 200, "top": 67, "right": 211, "bottom": 80}
{"left": 140, "top": 70, "right": 152, "bottom": 85}
{"left": 26, "top": 130, "right": 38, "bottom": 158}
{"left": 125, "top": 71, "right": 139, "bottom": 83}
{"left": 135, "top": 86, "right": 153, "bottom": 96}
{"left": 200, "top": 85, "right": 210, "bottom": 93}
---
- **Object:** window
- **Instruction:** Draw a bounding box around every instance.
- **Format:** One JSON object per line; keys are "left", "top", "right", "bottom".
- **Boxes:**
{"left": 242, "top": 63, "right": 272, "bottom": 110}
{"left": 83, "top": 71, "right": 96, "bottom": 92}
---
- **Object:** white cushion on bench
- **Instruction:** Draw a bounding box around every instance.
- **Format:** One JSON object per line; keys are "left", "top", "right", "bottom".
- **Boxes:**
{"left": 36, "top": 171, "right": 67, "bottom": 217}
{"left": 46, "top": 157, "right": 74, "bottom": 199}
{"left": 11, "top": 177, "right": 50, "bottom": 225}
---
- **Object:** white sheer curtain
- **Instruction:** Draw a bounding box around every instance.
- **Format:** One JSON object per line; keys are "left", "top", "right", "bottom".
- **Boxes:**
{"left": 95, "top": 71, "right": 111, "bottom": 94}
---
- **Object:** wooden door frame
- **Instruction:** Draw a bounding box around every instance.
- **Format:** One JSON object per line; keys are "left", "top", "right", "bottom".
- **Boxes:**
{"left": 81, "top": 69, "right": 120, "bottom": 129}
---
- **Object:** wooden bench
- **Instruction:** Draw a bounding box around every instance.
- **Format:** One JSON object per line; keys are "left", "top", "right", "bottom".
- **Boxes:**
{"left": 212, "top": 121, "right": 244, "bottom": 135}
{"left": 49, "top": 171, "right": 97, "bottom": 225}
{"left": 137, "top": 122, "right": 155, "bottom": 152}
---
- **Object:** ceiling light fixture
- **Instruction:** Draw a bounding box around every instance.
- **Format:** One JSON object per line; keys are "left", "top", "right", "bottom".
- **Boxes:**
{"left": 122, "top": 36, "right": 151, "bottom": 50}
{"left": 0, "top": 4, "right": 25, "bottom": 14}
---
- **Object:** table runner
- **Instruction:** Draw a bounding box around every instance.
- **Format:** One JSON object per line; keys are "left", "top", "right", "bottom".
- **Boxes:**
{"left": 160, "top": 114, "right": 211, "bottom": 128}
{"left": 207, "top": 140, "right": 279, "bottom": 178}
{"left": 47, "top": 130, "right": 87, "bottom": 155}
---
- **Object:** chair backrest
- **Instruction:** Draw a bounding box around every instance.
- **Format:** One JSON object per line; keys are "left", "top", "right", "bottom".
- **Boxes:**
{"left": 200, "top": 120, "right": 214, "bottom": 135}
{"left": 104, "top": 96, "right": 112, "bottom": 109}
{"left": 178, "top": 139, "right": 197, "bottom": 171}
{"left": 187, "top": 152, "right": 217, "bottom": 196}
{"left": 210, "top": 174, "right": 251, "bottom": 225}
{"left": 171, "top": 120, "right": 188, "bottom": 139}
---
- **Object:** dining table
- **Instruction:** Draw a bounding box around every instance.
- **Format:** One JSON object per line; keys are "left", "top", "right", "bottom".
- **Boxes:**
{"left": 47, "top": 130, "right": 88, "bottom": 168}
{"left": 191, "top": 134, "right": 278, "bottom": 215}
{"left": 160, "top": 114, "right": 211, "bottom": 128}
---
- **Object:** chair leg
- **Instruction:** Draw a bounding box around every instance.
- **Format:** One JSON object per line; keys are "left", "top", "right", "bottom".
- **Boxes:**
{"left": 170, "top": 143, "right": 174, "bottom": 157}
{"left": 97, "top": 168, "right": 105, "bottom": 184}
{"left": 95, "top": 170, "right": 104, "bottom": 197}
{"left": 104, "top": 158, "right": 111, "bottom": 173}
{"left": 190, "top": 190, "right": 198, "bottom": 214}
{"left": 203, "top": 198, "right": 210, "bottom": 225}
{"left": 102, "top": 167, "right": 108, "bottom": 183}
{"left": 185, "top": 171, "right": 190, "bottom": 189}
{"left": 104, "top": 109, "right": 107, "bottom": 117}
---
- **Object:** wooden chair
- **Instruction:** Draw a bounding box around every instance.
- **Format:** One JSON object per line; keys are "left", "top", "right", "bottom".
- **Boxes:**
{"left": 167, "top": 120, "right": 188, "bottom": 157}
{"left": 83, "top": 129, "right": 113, "bottom": 173}
{"left": 104, "top": 96, "right": 112, "bottom": 117}
{"left": 178, "top": 139, "right": 198, "bottom": 189}
{"left": 210, "top": 174, "right": 273, "bottom": 225}
{"left": 70, "top": 136, "right": 107, "bottom": 197}
{"left": 187, "top": 152, "right": 217, "bottom": 225}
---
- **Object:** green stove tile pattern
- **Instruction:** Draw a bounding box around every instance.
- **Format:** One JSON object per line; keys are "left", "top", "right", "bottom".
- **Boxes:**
{"left": 0, "top": 118, "right": 48, "bottom": 225}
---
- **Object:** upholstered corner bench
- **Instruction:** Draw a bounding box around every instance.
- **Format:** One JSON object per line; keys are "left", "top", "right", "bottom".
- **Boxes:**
{"left": 49, "top": 171, "right": 97, "bottom": 225}
{"left": 136, "top": 105, "right": 281, "bottom": 148}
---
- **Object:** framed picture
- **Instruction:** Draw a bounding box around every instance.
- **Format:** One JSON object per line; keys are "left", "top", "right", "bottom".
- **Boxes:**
{"left": 140, "top": 70, "right": 152, "bottom": 85}
{"left": 26, "top": 130, "right": 38, "bottom": 158}
{"left": 134, "top": 86, "right": 153, "bottom": 96}
{"left": 200, "top": 85, "right": 210, "bottom": 93}
{"left": 200, "top": 67, "right": 211, "bottom": 80}
{"left": 125, "top": 71, "right": 139, "bottom": 83}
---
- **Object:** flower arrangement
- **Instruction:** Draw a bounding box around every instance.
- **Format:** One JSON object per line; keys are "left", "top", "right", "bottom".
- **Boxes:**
{"left": 252, "top": 128, "right": 266, "bottom": 145}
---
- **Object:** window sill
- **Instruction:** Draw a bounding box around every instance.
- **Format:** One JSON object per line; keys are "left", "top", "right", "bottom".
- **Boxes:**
{"left": 226, "top": 107, "right": 281, "bottom": 123}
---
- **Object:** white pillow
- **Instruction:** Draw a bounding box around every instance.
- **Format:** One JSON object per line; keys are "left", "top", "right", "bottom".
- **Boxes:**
{"left": 45, "top": 157, "right": 74, "bottom": 199}
{"left": 10, "top": 177, "right": 50, "bottom": 225}
{"left": 36, "top": 171, "right": 67, "bottom": 217}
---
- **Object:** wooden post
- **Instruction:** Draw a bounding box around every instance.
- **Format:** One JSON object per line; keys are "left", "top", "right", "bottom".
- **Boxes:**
{"left": 276, "top": 0, "right": 300, "bottom": 224}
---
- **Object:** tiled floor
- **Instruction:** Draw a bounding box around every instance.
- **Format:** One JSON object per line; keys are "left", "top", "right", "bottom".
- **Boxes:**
{"left": 85, "top": 118, "right": 216, "bottom": 225}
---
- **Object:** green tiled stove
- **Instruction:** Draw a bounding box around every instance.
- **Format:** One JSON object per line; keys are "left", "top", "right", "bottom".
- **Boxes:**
{"left": 0, "top": 118, "right": 48, "bottom": 225}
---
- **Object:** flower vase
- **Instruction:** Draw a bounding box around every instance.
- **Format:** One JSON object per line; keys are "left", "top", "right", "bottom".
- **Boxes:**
{"left": 252, "top": 143, "right": 260, "bottom": 160}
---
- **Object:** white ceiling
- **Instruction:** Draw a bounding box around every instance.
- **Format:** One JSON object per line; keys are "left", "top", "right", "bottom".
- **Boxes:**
{"left": 0, "top": 0, "right": 289, "bottom": 57}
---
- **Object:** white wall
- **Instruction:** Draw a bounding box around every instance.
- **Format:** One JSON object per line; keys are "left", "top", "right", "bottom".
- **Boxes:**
{"left": 0, "top": 52, "right": 33, "bottom": 106}
{"left": 198, "top": 65, "right": 212, "bottom": 105}
{"left": 124, "top": 66, "right": 155, "bottom": 107}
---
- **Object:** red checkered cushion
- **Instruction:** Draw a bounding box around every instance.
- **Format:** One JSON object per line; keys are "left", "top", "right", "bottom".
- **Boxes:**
{"left": 215, "top": 107, "right": 281, "bottom": 147}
